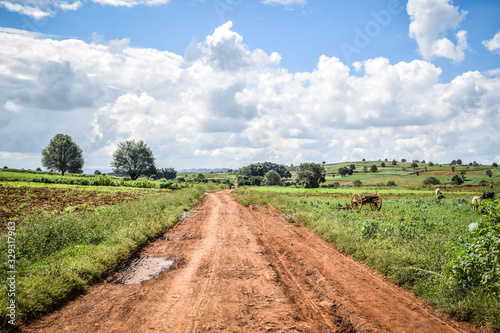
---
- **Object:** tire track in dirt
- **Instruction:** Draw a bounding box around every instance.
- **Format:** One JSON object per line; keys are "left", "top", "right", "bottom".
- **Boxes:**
{"left": 22, "top": 190, "right": 478, "bottom": 332}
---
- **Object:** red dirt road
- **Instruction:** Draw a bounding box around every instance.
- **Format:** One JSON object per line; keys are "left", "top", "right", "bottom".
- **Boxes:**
{"left": 23, "top": 190, "right": 478, "bottom": 332}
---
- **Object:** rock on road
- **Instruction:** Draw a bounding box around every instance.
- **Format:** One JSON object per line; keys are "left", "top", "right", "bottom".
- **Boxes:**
{"left": 23, "top": 190, "right": 478, "bottom": 332}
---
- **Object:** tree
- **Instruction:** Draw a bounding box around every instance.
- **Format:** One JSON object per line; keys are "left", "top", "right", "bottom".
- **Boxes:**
{"left": 423, "top": 177, "right": 440, "bottom": 185}
{"left": 94, "top": 170, "right": 101, "bottom": 175}
{"left": 492, "top": 162, "right": 498, "bottom": 168}
{"left": 451, "top": 174, "right": 465, "bottom": 185}
{"left": 392, "top": 159, "right": 397, "bottom": 166}
{"left": 486, "top": 169, "right": 493, "bottom": 177}
{"left": 111, "top": 140, "right": 156, "bottom": 180}
{"left": 41, "top": 133, "right": 84, "bottom": 176}
{"left": 338, "top": 167, "right": 349, "bottom": 177}
{"left": 352, "top": 179, "right": 363, "bottom": 187}
{"left": 370, "top": 165, "right": 378, "bottom": 173}
{"left": 195, "top": 173, "right": 206, "bottom": 182}
{"left": 157, "top": 168, "right": 177, "bottom": 180}
{"left": 401, "top": 159, "right": 407, "bottom": 162}
{"left": 411, "top": 162, "right": 418, "bottom": 169}
{"left": 457, "top": 159, "right": 463, "bottom": 165}
{"left": 297, "top": 163, "right": 326, "bottom": 188}
{"left": 381, "top": 162, "right": 386, "bottom": 167}
{"left": 349, "top": 164, "right": 356, "bottom": 171}
{"left": 262, "top": 170, "right": 281, "bottom": 186}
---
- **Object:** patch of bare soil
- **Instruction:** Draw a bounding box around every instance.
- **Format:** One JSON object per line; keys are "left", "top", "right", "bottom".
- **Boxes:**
{"left": 22, "top": 190, "right": 479, "bottom": 332}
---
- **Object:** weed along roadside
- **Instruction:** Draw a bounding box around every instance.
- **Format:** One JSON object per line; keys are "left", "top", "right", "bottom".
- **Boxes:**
{"left": 231, "top": 187, "right": 500, "bottom": 331}
{"left": 0, "top": 183, "right": 223, "bottom": 330}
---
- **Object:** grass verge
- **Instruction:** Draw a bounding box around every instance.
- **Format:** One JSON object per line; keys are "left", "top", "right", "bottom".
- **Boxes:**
{"left": 0, "top": 183, "right": 222, "bottom": 331}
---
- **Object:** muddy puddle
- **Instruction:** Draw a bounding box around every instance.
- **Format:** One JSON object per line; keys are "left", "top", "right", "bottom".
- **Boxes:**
{"left": 112, "top": 257, "right": 175, "bottom": 284}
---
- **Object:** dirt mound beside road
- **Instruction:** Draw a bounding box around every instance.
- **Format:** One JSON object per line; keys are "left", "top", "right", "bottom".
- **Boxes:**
{"left": 22, "top": 190, "right": 478, "bottom": 332}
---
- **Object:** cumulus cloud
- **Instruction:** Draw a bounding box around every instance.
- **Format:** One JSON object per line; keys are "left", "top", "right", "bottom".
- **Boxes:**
{"left": 407, "top": 0, "right": 468, "bottom": 62}
{"left": 0, "top": 23, "right": 499, "bottom": 171}
{"left": 483, "top": 32, "right": 500, "bottom": 54}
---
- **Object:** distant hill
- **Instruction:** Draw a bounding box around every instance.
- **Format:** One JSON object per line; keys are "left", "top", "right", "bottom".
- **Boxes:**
{"left": 178, "top": 168, "right": 231, "bottom": 173}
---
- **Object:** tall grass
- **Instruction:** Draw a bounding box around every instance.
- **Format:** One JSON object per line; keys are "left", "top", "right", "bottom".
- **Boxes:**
{"left": 232, "top": 188, "right": 500, "bottom": 330}
{"left": 0, "top": 183, "right": 222, "bottom": 330}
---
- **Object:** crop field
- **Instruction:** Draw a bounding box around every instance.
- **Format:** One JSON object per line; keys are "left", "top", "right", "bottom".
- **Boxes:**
{"left": 0, "top": 183, "right": 157, "bottom": 230}
{"left": 232, "top": 187, "right": 500, "bottom": 329}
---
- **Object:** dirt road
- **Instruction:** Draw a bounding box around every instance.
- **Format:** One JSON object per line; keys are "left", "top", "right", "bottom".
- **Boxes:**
{"left": 23, "top": 190, "right": 477, "bottom": 332}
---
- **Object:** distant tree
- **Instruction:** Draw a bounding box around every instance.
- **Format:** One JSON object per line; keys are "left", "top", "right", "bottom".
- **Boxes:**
{"left": 387, "top": 180, "right": 396, "bottom": 187}
{"left": 338, "top": 167, "right": 349, "bottom": 177}
{"left": 451, "top": 166, "right": 456, "bottom": 172}
{"left": 423, "top": 177, "right": 440, "bottom": 185}
{"left": 392, "top": 159, "right": 397, "bottom": 166}
{"left": 381, "top": 162, "right": 386, "bottom": 167}
{"left": 263, "top": 170, "right": 281, "bottom": 186}
{"left": 297, "top": 162, "right": 326, "bottom": 188}
{"left": 451, "top": 174, "right": 465, "bottom": 185}
{"left": 411, "top": 162, "right": 418, "bottom": 169}
{"left": 322, "top": 161, "right": 326, "bottom": 165}
{"left": 3, "top": 166, "right": 7, "bottom": 169}
{"left": 111, "top": 140, "right": 156, "bottom": 180}
{"left": 370, "top": 165, "right": 378, "bottom": 173}
{"left": 41, "top": 133, "right": 84, "bottom": 176}
{"left": 492, "top": 162, "right": 498, "bottom": 168}
{"left": 352, "top": 179, "right": 362, "bottom": 187}
{"left": 238, "top": 162, "right": 291, "bottom": 179}
{"left": 157, "top": 167, "right": 177, "bottom": 180}
{"left": 401, "top": 159, "right": 407, "bottom": 163}
{"left": 94, "top": 170, "right": 101, "bottom": 175}
{"left": 36, "top": 167, "right": 42, "bottom": 172}
{"left": 362, "top": 158, "right": 366, "bottom": 162}
{"left": 363, "top": 166, "right": 368, "bottom": 173}
{"left": 195, "top": 173, "right": 206, "bottom": 182}
{"left": 486, "top": 169, "right": 493, "bottom": 177}
{"left": 451, "top": 160, "right": 457, "bottom": 165}
{"left": 349, "top": 164, "right": 356, "bottom": 171}
{"left": 457, "top": 159, "right": 463, "bottom": 165}
{"left": 428, "top": 161, "right": 434, "bottom": 166}
{"left": 421, "top": 160, "right": 426, "bottom": 164}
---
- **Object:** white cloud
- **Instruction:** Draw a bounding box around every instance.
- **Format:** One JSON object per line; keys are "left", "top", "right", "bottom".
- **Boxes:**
{"left": 261, "top": 0, "right": 306, "bottom": 6}
{"left": 407, "top": 0, "right": 468, "bottom": 62}
{"left": 483, "top": 32, "right": 500, "bottom": 54}
{"left": 0, "top": 23, "right": 499, "bottom": 171}
{"left": 0, "top": 0, "right": 170, "bottom": 19}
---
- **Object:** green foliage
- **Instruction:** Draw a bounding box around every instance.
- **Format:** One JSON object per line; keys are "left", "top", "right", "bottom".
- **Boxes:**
{"left": 111, "top": 140, "right": 156, "bottom": 180}
{"left": 297, "top": 162, "right": 326, "bottom": 188}
{"left": 446, "top": 197, "right": 500, "bottom": 292}
{"left": 92, "top": 174, "right": 115, "bottom": 186}
{"left": 423, "top": 176, "right": 441, "bottom": 185}
{"left": 157, "top": 167, "right": 177, "bottom": 180}
{"left": 451, "top": 174, "right": 465, "bottom": 185}
{"left": 352, "top": 179, "right": 363, "bottom": 187}
{"left": 262, "top": 170, "right": 281, "bottom": 186}
{"left": 238, "top": 162, "right": 291, "bottom": 179}
{"left": 370, "top": 165, "right": 378, "bottom": 172}
{"left": 41, "top": 134, "right": 84, "bottom": 176}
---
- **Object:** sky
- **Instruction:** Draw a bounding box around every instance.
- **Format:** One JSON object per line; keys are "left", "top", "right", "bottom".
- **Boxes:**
{"left": 0, "top": 0, "right": 499, "bottom": 173}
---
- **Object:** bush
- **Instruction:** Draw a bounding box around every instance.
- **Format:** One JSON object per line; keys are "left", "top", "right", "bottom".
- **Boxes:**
{"left": 423, "top": 177, "right": 441, "bottom": 185}
{"left": 92, "top": 174, "right": 115, "bottom": 186}
{"left": 387, "top": 180, "right": 396, "bottom": 187}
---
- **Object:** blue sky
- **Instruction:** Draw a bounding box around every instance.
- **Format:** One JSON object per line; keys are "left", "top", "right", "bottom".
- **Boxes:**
{"left": 0, "top": 0, "right": 499, "bottom": 172}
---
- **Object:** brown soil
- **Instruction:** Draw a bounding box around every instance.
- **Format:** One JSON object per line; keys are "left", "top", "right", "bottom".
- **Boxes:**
{"left": 21, "top": 190, "right": 479, "bottom": 332}
{"left": 0, "top": 184, "right": 142, "bottom": 230}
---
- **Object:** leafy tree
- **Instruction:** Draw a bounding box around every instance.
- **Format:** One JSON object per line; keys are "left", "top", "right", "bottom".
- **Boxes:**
{"left": 36, "top": 167, "right": 42, "bottom": 171}
{"left": 94, "top": 170, "right": 101, "bottom": 175}
{"left": 492, "top": 162, "right": 498, "bottom": 168}
{"left": 486, "top": 169, "right": 493, "bottom": 177}
{"left": 401, "top": 159, "right": 407, "bottom": 162}
{"left": 381, "top": 162, "right": 386, "bottom": 167}
{"left": 411, "top": 162, "right": 418, "bottom": 169}
{"left": 370, "top": 165, "right": 378, "bottom": 173}
{"left": 238, "top": 162, "right": 291, "bottom": 179}
{"left": 362, "top": 158, "right": 366, "bottom": 162}
{"left": 297, "top": 162, "right": 326, "bottom": 188}
{"left": 392, "top": 159, "right": 397, "bottom": 166}
{"left": 349, "top": 164, "right": 356, "bottom": 171}
{"left": 457, "top": 159, "right": 463, "bottom": 165}
{"left": 41, "top": 133, "right": 84, "bottom": 176}
{"left": 387, "top": 180, "right": 396, "bottom": 187}
{"left": 363, "top": 166, "right": 368, "bottom": 173}
{"left": 352, "top": 179, "right": 362, "bottom": 187}
{"left": 195, "top": 173, "right": 206, "bottom": 182}
{"left": 338, "top": 167, "right": 349, "bottom": 177}
{"left": 451, "top": 174, "right": 465, "bottom": 185}
{"left": 111, "top": 140, "right": 156, "bottom": 180}
{"left": 423, "top": 177, "right": 440, "bottom": 185}
{"left": 262, "top": 170, "right": 281, "bottom": 186}
{"left": 157, "top": 168, "right": 177, "bottom": 180}
{"left": 428, "top": 161, "right": 434, "bottom": 166}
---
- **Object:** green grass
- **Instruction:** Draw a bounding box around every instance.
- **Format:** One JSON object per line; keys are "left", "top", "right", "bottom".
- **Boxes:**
{"left": 0, "top": 183, "right": 223, "bottom": 330}
{"left": 232, "top": 187, "right": 500, "bottom": 330}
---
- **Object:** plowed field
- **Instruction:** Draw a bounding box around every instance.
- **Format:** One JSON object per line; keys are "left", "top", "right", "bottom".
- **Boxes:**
{"left": 0, "top": 184, "right": 144, "bottom": 230}
{"left": 22, "top": 190, "right": 479, "bottom": 332}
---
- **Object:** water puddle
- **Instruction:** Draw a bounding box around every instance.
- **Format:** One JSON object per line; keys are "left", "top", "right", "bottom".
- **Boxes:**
{"left": 112, "top": 257, "right": 175, "bottom": 284}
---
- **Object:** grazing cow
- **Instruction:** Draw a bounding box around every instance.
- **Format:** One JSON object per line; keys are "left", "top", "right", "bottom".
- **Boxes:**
{"left": 472, "top": 196, "right": 482, "bottom": 212}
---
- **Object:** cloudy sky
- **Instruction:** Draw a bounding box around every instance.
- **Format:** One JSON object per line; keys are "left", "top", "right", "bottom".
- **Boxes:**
{"left": 0, "top": 0, "right": 499, "bottom": 172}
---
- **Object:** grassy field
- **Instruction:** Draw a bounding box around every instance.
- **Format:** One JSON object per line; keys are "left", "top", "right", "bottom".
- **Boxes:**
{"left": 0, "top": 179, "right": 224, "bottom": 330}
{"left": 232, "top": 187, "right": 500, "bottom": 330}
